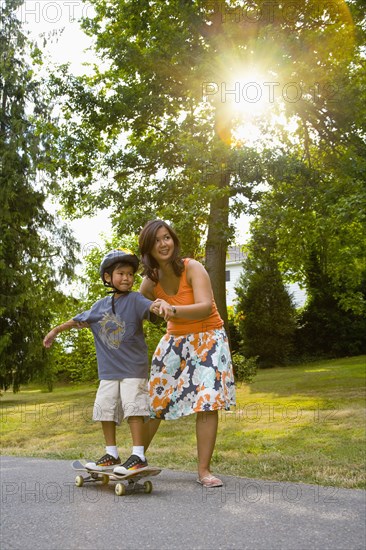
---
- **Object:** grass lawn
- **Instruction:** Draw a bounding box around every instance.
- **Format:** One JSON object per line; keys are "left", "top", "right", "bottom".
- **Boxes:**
{"left": 1, "top": 356, "right": 365, "bottom": 488}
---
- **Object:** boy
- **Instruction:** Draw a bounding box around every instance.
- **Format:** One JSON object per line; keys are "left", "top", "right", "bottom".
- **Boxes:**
{"left": 43, "top": 248, "right": 162, "bottom": 473}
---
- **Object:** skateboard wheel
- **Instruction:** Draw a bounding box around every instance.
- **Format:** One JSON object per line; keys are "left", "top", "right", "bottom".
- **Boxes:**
{"left": 100, "top": 474, "right": 109, "bottom": 486}
{"left": 75, "top": 475, "right": 84, "bottom": 487}
{"left": 115, "top": 483, "right": 126, "bottom": 496}
{"left": 143, "top": 481, "right": 153, "bottom": 494}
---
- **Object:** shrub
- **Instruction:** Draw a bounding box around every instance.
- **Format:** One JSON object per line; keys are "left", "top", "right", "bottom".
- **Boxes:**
{"left": 236, "top": 265, "right": 297, "bottom": 367}
{"left": 232, "top": 353, "right": 258, "bottom": 384}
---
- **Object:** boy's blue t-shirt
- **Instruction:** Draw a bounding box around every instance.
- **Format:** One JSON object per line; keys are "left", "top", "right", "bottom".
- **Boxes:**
{"left": 73, "top": 292, "right": 152, "bottom": 380}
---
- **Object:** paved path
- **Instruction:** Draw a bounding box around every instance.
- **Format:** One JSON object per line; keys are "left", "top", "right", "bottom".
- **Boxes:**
{"left": 1, "top": 456, "right": 365, "bottom": 550}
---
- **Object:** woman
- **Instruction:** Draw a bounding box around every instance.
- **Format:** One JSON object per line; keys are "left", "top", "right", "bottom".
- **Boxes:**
{"left": 139, "top": 219, "right": 236, "bottom": 487}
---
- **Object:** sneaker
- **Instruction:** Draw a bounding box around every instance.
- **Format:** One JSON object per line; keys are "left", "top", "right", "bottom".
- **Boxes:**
{"left": 85, "top": 453, "right": 121, "bottom": 471}
{"left": 113, "top": 454, "right": 148, "bottom": 475}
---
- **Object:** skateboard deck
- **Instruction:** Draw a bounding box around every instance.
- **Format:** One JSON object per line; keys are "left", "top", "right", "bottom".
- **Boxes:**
{"left": 71, "top": 460, "right": 161, "bottom": 496}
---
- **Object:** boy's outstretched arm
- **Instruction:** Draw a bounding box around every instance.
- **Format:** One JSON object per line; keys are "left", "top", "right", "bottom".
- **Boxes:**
{"left": 43, "top": 320, "right": 88, "bottom": 348}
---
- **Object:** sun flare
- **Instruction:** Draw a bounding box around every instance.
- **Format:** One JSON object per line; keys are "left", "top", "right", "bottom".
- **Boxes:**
{"left": 223, "top": 69, "right": 276, "bottom": 119}
{"left": 208, "top": 64, "right": 280, "bottom": 145}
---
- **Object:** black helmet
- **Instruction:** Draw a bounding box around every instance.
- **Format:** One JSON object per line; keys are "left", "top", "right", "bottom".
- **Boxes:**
{"left": 100, "top": 248, "right": 139, "bottom": 285}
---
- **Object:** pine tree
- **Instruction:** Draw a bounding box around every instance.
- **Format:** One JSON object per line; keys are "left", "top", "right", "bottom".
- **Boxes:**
{"left": 295, "top": 250, "right": 366, "bottom": 358}
{"left": 0, "top": 1, "right": 78, "bottom": 391}
{"left": 235, "top": 235, "right": 296, "bottom": 367}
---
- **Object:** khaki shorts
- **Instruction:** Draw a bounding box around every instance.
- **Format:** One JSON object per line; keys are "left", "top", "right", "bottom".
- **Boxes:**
{"left": 93, "top": 379, "right": 149, "bottom": 425}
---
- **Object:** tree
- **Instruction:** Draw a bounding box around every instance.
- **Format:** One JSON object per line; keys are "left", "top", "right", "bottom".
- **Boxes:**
{"left": 47, "top": 0, "right": 363, "bottom": 331}
{"left": 0, "top": 1, "right": 78, "bottom": 391}
{"left": 250, "top": 0, "right": 366, "bottom": 315}
{"left": 235, "top": 233, "right": 296, "bottom": 367}
{"left": 252, "top": 146, "right": 366, "bottom": 315}
{"left": 295, "top": 250, "right": 366, "bottom": 358}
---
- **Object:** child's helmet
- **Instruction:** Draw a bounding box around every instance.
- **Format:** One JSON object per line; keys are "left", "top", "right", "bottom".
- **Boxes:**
{"left": 100, "top": 248, "right": 139, "bottom": 285}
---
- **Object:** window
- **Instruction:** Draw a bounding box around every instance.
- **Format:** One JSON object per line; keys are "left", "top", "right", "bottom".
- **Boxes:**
{"left": 225, "top": 270, "right": 230, "bottom": 282}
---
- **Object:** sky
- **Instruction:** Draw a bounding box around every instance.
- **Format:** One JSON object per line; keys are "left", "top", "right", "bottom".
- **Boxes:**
{"left": 19, "top": 0, "right": 251, "bottom": 256}
{"left": 19, "top": 1, "right": 114, "bottom": 254}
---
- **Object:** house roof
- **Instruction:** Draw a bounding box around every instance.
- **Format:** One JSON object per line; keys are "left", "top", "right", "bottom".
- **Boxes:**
{"left": 226, "top": 246, "right": 246, "bottom": 264}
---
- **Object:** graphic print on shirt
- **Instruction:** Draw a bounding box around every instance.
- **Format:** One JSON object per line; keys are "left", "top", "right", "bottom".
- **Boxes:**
{"left": 98, "top": 312, "right": 126, "bottom": 349}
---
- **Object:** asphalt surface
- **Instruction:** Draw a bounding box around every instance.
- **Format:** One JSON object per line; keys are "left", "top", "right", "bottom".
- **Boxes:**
{"left": 1, "top": 456, "right": 365, "bottom": 550}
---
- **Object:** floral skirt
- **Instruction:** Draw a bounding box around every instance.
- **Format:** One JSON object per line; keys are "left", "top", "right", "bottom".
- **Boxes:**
{"left": 149, "top": 328, "right": 236, "bottom": 420}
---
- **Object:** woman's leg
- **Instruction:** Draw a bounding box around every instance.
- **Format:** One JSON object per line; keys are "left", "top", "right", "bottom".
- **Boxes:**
{"left": 143, "top": 418, "right": 161, "bottom": 451}
{"left": 196, "top": 410, "right": 218, "bottom": 479}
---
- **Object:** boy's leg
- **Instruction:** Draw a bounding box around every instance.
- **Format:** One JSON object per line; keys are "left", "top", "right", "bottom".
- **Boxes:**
{"left": 113, "top": 415, "right": 148, "bottom": 474}
{"left": 85, "top": 380, "right": 122, "bottom": 469}
{"left": 101, "top": 420, "right": 117, "bottom": 446}
{"left": 119, "top": 378, "right": 150, "bottom": 443}
{"left": 119, "top": 379, "right": 161, "bottom": 452}
{"left": 113, "top": 379, "right": 150, "bottom": 473}
{"left": 101, "top": 421, "right": 119, "bottom": 462}
{"left": 127, "top": 416, "right": 145, "bottom": 447}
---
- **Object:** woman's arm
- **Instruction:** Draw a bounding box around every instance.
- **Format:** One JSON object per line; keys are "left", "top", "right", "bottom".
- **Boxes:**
{"left": 43, "top": 319, "right": 87, "bottom": 348}
{"left": 139, "top": 276, "right": 156, "bottom": 301}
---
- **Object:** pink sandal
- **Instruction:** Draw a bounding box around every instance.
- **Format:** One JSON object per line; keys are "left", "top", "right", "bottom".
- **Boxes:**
{"left": 196, "top": 475, "right": 223, "bottom": 488}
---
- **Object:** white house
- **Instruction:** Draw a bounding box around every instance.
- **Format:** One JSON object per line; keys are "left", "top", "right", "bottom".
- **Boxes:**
{"left": 225, "top": 246, "right": 307, "bottom": 308}
{"left": 225, "top": 246, "right": 246, "bottom": 307}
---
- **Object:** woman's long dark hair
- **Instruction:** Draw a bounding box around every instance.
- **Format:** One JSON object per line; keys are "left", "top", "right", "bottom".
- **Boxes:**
{"left": 139, "top": 220, "right": 184, "bottom": 283}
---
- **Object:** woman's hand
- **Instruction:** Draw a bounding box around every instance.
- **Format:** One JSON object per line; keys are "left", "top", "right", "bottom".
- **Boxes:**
{"left": 152, "top": 299, "right": 175, "bottom": 321}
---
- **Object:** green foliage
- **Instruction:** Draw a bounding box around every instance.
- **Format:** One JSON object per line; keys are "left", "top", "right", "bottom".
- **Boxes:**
{"left": 53, "top": 329, "right": 98, "bottom": 383}
{"left": 254, "top": 149, "right": 366, "bottom": 316}
{"left": 0, "top": 1, "right": 78, "bottom": 391}
{"left": 41, "top": 289, "right": 99, "bottom": 385}
{"left": 144, "top": 320, "right": 166, "bottom": 370}
{"left": 47, "top": 1, "right": 277, "bottom": 318}
{"left": 231, "top": 353, "right": 258, "bottom": 384}
{"left": 46, "top": 0, "right": 365, "bottom": 326}
{"left": 295, "top": 251, "right": 366, "bottom": 358}
{"left": 227, "top": 306, "right": 242, "bottom": 353}
{"left": 236, "top": 267, "right": 297, "bottom": 367}
{"left": 235, "top": 233, "right": 297, "bottom": 367}
{"left": 228, "top": 306, "right": 258, "bottom": 382}
{"left": 31, "top": 0, "right": 365, "bottom": 359}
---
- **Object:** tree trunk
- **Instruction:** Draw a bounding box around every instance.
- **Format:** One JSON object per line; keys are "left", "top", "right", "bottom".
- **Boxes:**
{"left": 204, "top": 102, "right": 232, "bottom": 339}
{"left": 205, "top": 181, "right": 230, "bottom": 337}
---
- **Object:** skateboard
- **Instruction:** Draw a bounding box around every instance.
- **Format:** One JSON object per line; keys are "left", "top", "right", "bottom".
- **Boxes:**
{"left": 71, "top": 460, "right": 161, "bottom": 496}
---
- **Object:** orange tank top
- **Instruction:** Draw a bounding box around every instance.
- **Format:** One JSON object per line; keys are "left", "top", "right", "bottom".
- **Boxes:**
{"left": 153, "top": 258, "right": 224, "bottom": 336}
